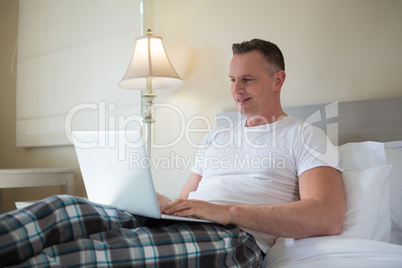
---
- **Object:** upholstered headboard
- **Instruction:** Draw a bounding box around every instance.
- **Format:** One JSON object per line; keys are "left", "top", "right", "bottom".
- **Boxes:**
{"left": 216, "top": 96, "right": 402, "bottom": 145}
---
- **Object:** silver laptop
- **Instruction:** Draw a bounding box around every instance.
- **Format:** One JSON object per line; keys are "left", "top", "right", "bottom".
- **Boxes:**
{"left": 72, "top": 131, "right": 210, "bottom": 223}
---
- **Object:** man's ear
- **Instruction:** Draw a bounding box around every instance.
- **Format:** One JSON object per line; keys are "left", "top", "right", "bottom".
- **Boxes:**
{"left": 274, "top": 71, "right": 286, "bottom": 92}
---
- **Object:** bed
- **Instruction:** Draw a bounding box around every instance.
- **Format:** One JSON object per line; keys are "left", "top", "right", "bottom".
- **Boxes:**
{"left": 1, "top": 96, "right": 402, "bottom": 267}
{"left": 217, "top": 96, "right": 402, "bottom": 267}
{"left": 262, "top": 139, "right": 402, "bottom": 267}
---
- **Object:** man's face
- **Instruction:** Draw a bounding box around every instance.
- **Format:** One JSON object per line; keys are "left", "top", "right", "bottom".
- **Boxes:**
{"left": 229, "top": 50, "right": 278, "bottom": 121}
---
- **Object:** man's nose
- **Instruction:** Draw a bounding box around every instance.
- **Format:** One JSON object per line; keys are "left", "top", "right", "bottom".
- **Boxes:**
{"left": 233, "top": 81, "right": 245, "bottom": 93}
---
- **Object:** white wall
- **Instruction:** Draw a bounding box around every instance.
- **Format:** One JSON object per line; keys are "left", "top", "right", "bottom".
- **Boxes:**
{"left": 1, "top": 0, "right": 401, "bottom": 212}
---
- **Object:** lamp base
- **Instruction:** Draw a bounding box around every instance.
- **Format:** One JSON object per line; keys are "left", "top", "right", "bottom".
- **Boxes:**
{"left": 141, "top": 92, "right": 156, "bottom": 157}
{"left": 142, "top": 93, "right": 156, "bottom": 121}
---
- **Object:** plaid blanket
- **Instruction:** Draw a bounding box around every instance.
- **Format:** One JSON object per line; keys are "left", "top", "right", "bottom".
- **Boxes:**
{"left": 0, "top": 195, "right": 263, "bottom": 267}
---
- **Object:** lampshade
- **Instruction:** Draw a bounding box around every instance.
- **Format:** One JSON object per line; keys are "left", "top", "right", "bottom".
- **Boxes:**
{"left": 118, "top": 30, "right": 183, "bottom": 90}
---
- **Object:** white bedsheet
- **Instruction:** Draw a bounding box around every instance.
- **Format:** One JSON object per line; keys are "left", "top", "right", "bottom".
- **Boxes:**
{"left": 263, "top": 236, "right": 402, "bottom": 268}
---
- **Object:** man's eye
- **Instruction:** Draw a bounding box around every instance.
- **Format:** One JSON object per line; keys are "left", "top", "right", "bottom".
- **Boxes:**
{"left": 243, "top": 78, "right": 254, "bottom": 83}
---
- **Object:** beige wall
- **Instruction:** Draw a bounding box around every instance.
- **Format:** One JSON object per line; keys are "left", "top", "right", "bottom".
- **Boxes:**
{"left": 1, "top": 0, "right": 402, "bottom": 212}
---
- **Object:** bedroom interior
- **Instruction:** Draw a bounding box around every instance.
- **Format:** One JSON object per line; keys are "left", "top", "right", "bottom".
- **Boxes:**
{"left": 0, "top": 0, "right": 402, "bottom": 266}
{"left": 1, "top": 0, "right": 401, "bottom": 213}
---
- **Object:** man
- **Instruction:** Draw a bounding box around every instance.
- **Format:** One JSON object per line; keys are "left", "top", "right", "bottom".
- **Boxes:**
{"left": 160, "top": 39, "right": 346, "bottom": 253}
{"left": 0, "top": 39, "right": 345, "bottom": 267}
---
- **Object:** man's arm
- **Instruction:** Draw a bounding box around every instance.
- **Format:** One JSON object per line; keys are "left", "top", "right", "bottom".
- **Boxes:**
{"left": 179, "top": 172, "right": 203, "bottom": 199}
{"left": 163, "top": 166, "right": 346, "bottom": 239}
{"left": 157, "top": 172, "right": 202, "bottom": 211}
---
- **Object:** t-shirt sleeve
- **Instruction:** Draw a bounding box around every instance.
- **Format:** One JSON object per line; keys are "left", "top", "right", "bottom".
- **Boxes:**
{"left": 295, "top": 124, "right": 340, "bottom": 176}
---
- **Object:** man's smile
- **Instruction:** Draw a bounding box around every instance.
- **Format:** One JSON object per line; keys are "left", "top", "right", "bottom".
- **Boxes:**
{"left": 237, "top": 97, "right": 252, "bottom": 103}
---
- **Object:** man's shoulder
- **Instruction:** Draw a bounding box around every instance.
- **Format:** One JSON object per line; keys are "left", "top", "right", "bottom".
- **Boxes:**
{"left": 283, "top": 115, "right": 326, "bottom": 135}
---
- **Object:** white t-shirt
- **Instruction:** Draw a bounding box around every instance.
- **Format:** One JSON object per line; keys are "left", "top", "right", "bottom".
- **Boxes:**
{"left": 189, "top": 116, "right": 339, "bottom": 253}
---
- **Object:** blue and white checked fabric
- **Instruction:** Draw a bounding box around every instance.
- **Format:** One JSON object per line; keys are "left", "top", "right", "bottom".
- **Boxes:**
{"left": 0, "top": 195, "right": 263, "bottom": 267}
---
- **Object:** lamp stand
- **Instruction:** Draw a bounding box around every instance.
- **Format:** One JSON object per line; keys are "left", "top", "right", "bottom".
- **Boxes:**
{"left": 142, "top": 77, "right": 156, "bottom": 157}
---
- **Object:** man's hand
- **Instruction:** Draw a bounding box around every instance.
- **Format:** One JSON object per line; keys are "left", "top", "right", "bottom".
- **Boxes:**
{"left": 162, "top": 198, "right": 232, "bottom": 225}
{"left": 156, "top": 193, "right": 171, "bottom": 212}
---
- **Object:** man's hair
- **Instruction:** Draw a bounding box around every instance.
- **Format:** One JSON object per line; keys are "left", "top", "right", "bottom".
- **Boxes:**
{"left": 232, "top": 39, "right": 285, "bottom": 76}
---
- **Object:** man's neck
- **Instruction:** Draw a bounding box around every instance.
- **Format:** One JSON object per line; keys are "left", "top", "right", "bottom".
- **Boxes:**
{"left": 245, "top": 112, "right": 287, "bottom": 127}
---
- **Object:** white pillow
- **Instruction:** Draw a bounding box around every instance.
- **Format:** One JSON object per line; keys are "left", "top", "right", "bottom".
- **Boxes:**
{"left": 340, "top": 165, "right": 392, "bottom": 241}
{"left": 339, "top": 141, "right": 387, "bottom": 171}
{"left": 385, "top": 141, "right": 402, "bottom": 245}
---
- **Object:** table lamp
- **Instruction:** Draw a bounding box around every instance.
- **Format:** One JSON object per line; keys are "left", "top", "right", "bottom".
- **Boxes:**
{"left": 118, "top": 29, "right": 183, "bottom": 157}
